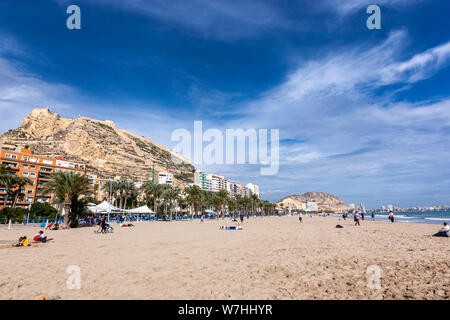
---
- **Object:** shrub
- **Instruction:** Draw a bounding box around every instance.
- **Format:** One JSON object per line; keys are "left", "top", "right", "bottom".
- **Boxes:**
{"left": 0, "top": 207, "right": 28, "bottom": 223}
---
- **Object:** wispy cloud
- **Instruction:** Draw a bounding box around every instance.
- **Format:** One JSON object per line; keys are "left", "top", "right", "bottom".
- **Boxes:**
{"left": 323, "top": 0, "right": 426, "bottom": 15}
{"left": 54, "top": 0, "right": 298, "bottom": 40}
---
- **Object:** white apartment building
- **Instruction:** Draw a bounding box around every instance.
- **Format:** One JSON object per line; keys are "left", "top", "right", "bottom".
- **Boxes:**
{"left": 246, "top": 183, "right": 260, "bottom": 197}
{"left": 158, "top": 172, "right": 173, "bottom": 185}
{"left": 305, "top": 200, "right": 318, "bottom": 212}
{"left": 194, "top": 170, "right": 258, "bottom": 199}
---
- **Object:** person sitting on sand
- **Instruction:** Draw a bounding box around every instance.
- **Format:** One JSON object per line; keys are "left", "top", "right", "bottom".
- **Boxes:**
{"left": 46, "top": 222, "right": 54, "bottom": 230}
{"left": 16, "top": 236, "right": 30, "bottom": 247}
{"left": 33, "top": 231, "right": 47, "bottom": 243}
{"left": 433, "top": 222, "right": 449, "bottom": 237}
{"left": 120, "top": 223, "right": 134, "bottom": 227}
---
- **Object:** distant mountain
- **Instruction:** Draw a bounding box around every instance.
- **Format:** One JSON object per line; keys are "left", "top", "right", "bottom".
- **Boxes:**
{"left": 0, "top": 107, "right": 195, "bottom": 185}
{"left": 277, "top": 192, "right": 349, "bottom": 212}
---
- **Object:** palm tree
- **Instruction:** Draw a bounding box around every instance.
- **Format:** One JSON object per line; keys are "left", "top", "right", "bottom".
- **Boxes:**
{"left": 41, "top": 171, "right": 92, "bottom": 228}
{"left": 227, "top": 196, "right": 236, "bottom": 217}
{"left": 120, "top": 179, "right": 136, "bottom": 209}
{"left": 11, "top": 176, "right": 33, "bottom": 208}
{"left": 251, "top": 193, "right": 259, "bottom": 215}
{"left": 130, "top": 189, "right": 139, "bottom": 209}
{"left": 159, "top": 184, "right": 172, "bottom": 217}
{"left": 216, "top": 189, "right": 229, "bottom": 219}
{"left": 0, "top": 175, "right": 16, "bottom": 208}
{"left": 101, "top": 180, "right": 120, "bottom": 206}
{"left": 141, "top": 181, "right": 163, "bottom": 215}
{"left": 163, "top": 185, "right": 181, "bottom": 221}
{"left": 184, "top": 185, "right": 202, "bottom": 216}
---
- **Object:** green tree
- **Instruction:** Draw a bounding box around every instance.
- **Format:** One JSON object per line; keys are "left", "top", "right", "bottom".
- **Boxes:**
{"left": 30, "top": 202, "right": 57, "bottom": 220}
{"left": 183, "top": 185, "right": 202, "bottom": 216}
{"left": 141, "top": 181, "right": 163, "bottom": 215}
{"left": 163, "top": 185, "right": 181, "bottom": 221}
{"left": 11, "top": 176, "right": 33, "bottom": 208}
{"left": 41, "top": 171, "right": 92, "bottom": 228}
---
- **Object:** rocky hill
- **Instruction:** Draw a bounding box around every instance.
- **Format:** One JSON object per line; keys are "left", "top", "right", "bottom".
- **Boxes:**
{"left": 277, "top": 192, "right": 349, "bottom": 212}
{"left": 0, "top": 108, "right": 195, "bottom": 186}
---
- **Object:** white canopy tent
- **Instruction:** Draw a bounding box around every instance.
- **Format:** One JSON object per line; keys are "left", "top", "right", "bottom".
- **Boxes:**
{"left": 87, "top": 201, "right": 154, "bottom": 215}
{"left": 126, "top": 205, "right": 154, "bottom": 214}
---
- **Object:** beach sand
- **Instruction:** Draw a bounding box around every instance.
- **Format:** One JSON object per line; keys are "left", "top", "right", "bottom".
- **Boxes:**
{"left": 0, "top": 216, "right": 448, "bottom": 300}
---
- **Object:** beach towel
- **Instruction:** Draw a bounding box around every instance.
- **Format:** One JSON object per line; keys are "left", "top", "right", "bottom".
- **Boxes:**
{"left": 220, "top": 226, "right": 242, "bottom": 230}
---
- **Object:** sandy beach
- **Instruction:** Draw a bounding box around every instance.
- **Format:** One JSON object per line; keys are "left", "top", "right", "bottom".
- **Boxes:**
{"left": 0, "top": 216, "right": 448, "bottom": 300}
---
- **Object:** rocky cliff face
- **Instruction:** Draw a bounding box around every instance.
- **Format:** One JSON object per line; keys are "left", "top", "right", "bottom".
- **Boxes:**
{"left": 0, "top": 108, "right": 195, "bottom": 186}
{"left": 277, "top": 192, "right": 349, "bottom": 212}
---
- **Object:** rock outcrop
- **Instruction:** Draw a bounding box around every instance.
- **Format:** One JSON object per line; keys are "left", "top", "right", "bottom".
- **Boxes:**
{"left": 0, "top": 107, "right": 195, "bottom": 186}
{"left": 277, "top": 192, "right": 349, "bottom": 212}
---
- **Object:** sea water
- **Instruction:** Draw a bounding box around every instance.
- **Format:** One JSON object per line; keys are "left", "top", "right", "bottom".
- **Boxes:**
{"left": 335, "top": 211, "right": 450, "bottom": 225}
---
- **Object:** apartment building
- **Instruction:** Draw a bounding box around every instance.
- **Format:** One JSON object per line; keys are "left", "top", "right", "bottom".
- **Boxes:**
{"left": 194, "top": 170, "right": 259, "bottom": 199}
{"left": 246, "top": 183, "right": 260, "bottom": 197}
{"left": 0, "top": 147, "right": 85, "bottom": 209}
{"left": 158, "top": 172, "right": 173, "bottom": 185}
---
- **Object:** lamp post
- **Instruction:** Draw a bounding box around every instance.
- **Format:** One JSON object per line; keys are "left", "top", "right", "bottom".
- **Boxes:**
{"left": 108, "top": 177, "right": 112, "bottom": 222}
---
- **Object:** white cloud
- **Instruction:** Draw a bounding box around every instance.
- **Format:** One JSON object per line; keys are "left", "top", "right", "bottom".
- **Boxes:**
{"left": 324, "top": 0, "right": 425, "bottom": 15}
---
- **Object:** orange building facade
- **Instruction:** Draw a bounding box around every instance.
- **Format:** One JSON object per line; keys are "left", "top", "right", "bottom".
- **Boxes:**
{"left": 0, "top": 147, "right": 86, "bottom": 209}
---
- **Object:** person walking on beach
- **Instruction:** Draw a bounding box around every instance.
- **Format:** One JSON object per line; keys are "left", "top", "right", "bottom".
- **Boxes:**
{"left": 354, "top": 211, "right": 360, "bottom": 226}
{"left": 101, "top": 217, "right": 107, "bottom": 233}
{"left": 371, "top": 212, "right": 375, "bottom": 221}
{"left": 342, "top": 212, "right": 346, "bottom": 220}
{"left": 298, "top": 212, "right": 303, "bottom": 223}
{"left": 389, "top": 211, "right": 394, "bottom": 223}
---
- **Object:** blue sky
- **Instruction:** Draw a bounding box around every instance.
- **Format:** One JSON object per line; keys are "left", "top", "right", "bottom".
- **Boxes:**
{"left": 1, "top": 0, "right": 450, "bottom": 208}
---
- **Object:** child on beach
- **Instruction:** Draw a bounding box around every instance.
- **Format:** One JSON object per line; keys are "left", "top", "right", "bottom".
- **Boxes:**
{"left": 389, "top": 211, "right": 394, "bottom": 223}
{"left": 16, "top": 236, "right": 30, "bottom": 247}
{"left": 354, "top": 211, "right": 360, "bottom": 226}
{"left": 33, "top": 231, "right": 47, "bottom": 243}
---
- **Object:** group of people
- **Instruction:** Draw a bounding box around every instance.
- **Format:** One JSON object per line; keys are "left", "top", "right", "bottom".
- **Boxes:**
{"left": 45, "top": 222, "right": 59, "bottom": 230}
{"left": 352, "top": 210, "right": 395, "bottom": 226}
{"left": 15, "top": 231, "right": 50, "bottom": 247}
{"left": 96, "top": 217, "right": 112, "bottom": 233}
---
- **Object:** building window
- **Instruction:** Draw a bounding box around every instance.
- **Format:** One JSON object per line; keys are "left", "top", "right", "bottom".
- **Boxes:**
{"left": 22, "top": 156, "right": 29, "bottom": 161}
{"left": 1, "top": 161, "right": 18, "bottom": 168}
{"left": 30, "top": 173, "right": 36, "bottom": 178}
{"left": 30, "top": 166, "right": 35, "bottom": 170}
{"left": 42, "top": 159, "right": 53, "bottom": 165}
{"left": 22, "top": 172, "right": 29, "bottom": 177}
{"left": 5, "top": 153, "right": 18, "bottom": 159}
